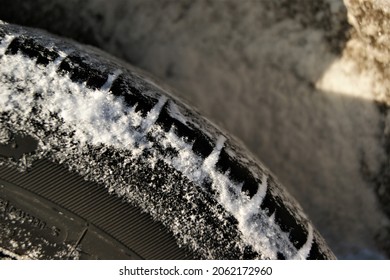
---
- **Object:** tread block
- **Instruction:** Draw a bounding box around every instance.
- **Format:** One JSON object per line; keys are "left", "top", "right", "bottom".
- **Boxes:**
{"left": 5, "top": 37, "right": 59, "bottom": 66}
{"left": 216, "top": 149, "right": 259, "bottom": 197}
{"left": 155, "top": 104, "right": 213, "bottom": 158}
{"left": 155, "top": 104, "right": 174, "bottom": 132}
{"left": 216, "top": 149, "right": 249, "bottom": 182}
{"left": 172, "top": 120, "right": 196, "bottom": 143}
{"left": 156, "top": 104, "right": 210, "bottom": 151}
{"left": 86, "top": 70, "right": 108, "bottom": 90}
{"left": 5, "top": 37, "right": 22, "bottom": 55}
{"left": 58, "top": 54, "right": 108, "bottom": 90}
{"left": 274, "top": 201, "right": 307, "bottom": 249}
{"left": 260, "top": 189, "right": 277, "bottom": 216}
{"left": 260, "top": 186, "right": 308, "bottom": 250}
{"left": 132, "top": 95, "right": 158, "bottom": 117}
{"left": 110, "top": 76, "right": 157, "bottom": 117}
{"left": 192, "top": 131, "right": 213, "bottom": 158}
{"left": 241, "top": 176, "right": 259, "bottom": 198}
{"left": 307, "top": 241, "right": 326, "bottom": 260}
{"left": 58, "top": 55, "right": 88, "bottom": 81}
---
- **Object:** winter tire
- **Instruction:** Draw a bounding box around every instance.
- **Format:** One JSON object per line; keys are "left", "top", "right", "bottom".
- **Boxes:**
{"left": 0, "top": 22, "right": 335, "bottom": 260}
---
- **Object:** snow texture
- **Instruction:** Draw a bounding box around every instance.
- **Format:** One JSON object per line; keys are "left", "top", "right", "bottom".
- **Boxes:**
{"left": 0, "top": 22, "right": 334, "bottom": 259}
{"left": 10, "top": 0, "right": 384, "bottom": 259}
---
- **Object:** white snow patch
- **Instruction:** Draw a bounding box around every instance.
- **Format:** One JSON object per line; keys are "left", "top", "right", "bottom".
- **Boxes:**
{"left": 0, "top": 34, "right": 14, "bottom": 56}
{"left": 140, "top": 95, "right": 167, "bottom": 134}
{"left": 101, "top": 69, "right": 122, "bottom": 92}
{"left": 293, "top": 224, "right": 313, "bottom": 260}
{"left": 168, "top": 100, "right": 188, "bottom": 124}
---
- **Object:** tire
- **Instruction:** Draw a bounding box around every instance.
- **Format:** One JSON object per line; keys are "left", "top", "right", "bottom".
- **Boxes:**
{"left": 0, "top": 21, "right": 335, "bottom": 260}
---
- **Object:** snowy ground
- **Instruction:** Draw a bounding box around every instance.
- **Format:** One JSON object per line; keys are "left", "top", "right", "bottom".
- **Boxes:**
{"left": 0, "top": 0, "right": 389, "bottom": 259}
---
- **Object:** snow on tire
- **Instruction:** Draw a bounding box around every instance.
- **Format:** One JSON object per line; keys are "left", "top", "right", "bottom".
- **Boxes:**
{"left": 0, "top": 22, "right": 335, "bottom": 259}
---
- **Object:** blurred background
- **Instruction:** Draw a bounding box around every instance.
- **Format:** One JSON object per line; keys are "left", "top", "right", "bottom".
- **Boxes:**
{"left": 1, "top": 0, "right": 389, "bottom": 259}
